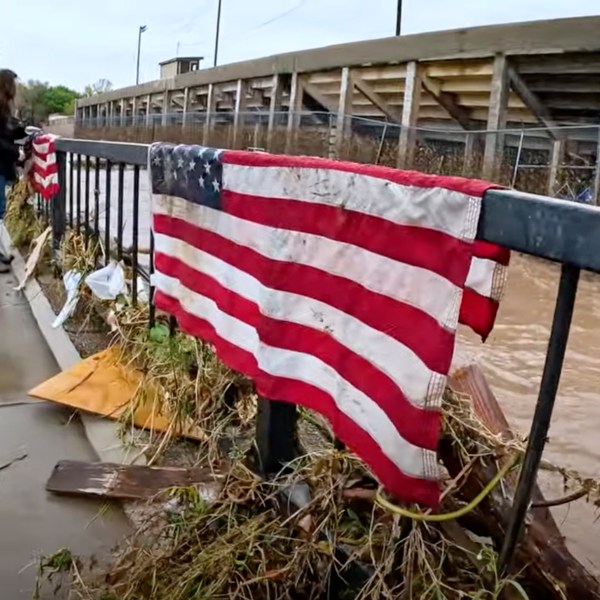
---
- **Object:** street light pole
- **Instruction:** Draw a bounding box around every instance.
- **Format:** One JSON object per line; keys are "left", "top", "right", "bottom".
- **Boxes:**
{"left": 136, "top": 25, "right": 148, "bottom": 85}
{"left": 213, "top": 0, "right": 223, "bottom": 67}
{"left": 395, "top": 0, "right": 402, "bottom": 35}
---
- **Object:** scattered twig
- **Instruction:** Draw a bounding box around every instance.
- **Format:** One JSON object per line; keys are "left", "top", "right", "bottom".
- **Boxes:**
{"left": 532, "top": 487, "right": 589, "bottom": 509}
{"left": 0, "top": 452, "right": 28, "bottom": 472}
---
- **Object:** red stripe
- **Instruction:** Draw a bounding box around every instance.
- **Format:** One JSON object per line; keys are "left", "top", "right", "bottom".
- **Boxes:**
{"left": 472, "top": 240, "right": 510, "bottom": 266}
{"left": 222, "top": 190, "right": 473, "bottom": 287}
{"left": 155, "top": 289, "right": 440, "bottom": 506}
{"left": 222, "top": 150, "right": 498, "bottom": 199}
{"left": 33, "top": 164, "right": 58, "bottom": 179}
{"left": 155, "top": 251, "right": 441, "bottom": 450}
{"left": 154, "top": 213, "right": 455, "bottom": 374}
{"left": 459, "top": 288, "right": 500, "bottom": 342}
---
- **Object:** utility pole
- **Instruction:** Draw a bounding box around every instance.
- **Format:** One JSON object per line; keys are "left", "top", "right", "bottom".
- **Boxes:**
{"left": 213, "top": 0, "right": 223, "bottom": 67}
{"left": 395, "top": 0, "right": 402, "bottom": 35}
{"left": 136, "top": 25, "right": 147, "bottom": 85}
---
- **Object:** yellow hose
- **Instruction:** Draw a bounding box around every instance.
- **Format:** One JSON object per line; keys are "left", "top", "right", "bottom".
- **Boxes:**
{"left": 375, "top": 454, "right": 520, "bottom": 522}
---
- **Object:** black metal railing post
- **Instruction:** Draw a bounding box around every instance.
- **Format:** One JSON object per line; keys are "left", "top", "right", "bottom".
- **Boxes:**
{"left": 499, "top": 263, "right": 580, "bottom": 572}
{"left": 52, "top": 151, "right": 68, "bottom": 257}
{"left": 255, "top": 398, "right": 301, "bottom": 475}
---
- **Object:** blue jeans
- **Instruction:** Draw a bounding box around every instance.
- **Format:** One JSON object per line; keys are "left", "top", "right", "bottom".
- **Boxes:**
{"left": 0, "top": 175, "right": 6, "bottom": 219}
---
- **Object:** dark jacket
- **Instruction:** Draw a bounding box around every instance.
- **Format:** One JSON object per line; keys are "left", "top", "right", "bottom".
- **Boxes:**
{"left": 0, "top": 113, "right": 26, "bottom": 181}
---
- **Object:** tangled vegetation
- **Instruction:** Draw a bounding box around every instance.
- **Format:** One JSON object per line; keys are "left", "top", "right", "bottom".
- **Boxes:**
{"left": 4, "top": 179, "right": 45, "bottom": 248}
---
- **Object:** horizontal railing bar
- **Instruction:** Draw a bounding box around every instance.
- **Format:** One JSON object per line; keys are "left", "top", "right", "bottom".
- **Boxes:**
{"left": 55, "top": 139, "right": 148, "bottom": 166}
{"left": 52, "top": 138, "right": 600, "bottom": 274}
{"left": 478, "top": 189, "right": 600, "bottom": 273}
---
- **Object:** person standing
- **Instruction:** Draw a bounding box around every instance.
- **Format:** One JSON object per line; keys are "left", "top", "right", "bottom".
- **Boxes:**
{"left": 0, "top": 69, "right": 26, "bottom": 271}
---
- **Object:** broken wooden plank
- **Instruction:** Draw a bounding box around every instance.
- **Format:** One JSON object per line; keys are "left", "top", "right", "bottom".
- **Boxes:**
{"left": 46, "top": 460, "right": 222, "bottom": 501}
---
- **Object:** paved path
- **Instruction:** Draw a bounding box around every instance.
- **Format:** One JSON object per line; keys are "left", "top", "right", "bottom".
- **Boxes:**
{"left": 0, "top": 271, "right": 128, "bottom": 598}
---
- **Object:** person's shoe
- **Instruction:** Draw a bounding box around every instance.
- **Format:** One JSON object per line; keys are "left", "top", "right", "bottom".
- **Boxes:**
{"left": 0, "top": 262, "right": 9, "bottom": 274}
{"left": 0, "top": 253, "right": 13, "bottom": 265}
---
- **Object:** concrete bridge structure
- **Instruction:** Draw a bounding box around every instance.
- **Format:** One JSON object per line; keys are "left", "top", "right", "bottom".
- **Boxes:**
{"left": 75, "top": 15, "right": 600, "bottom": 191}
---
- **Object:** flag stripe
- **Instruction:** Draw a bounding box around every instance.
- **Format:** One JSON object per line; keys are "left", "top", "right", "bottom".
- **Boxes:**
{"left": 149, "top": 142, "right": 509, "bottom": 507}
{"left": 153, "top": 279, "right": 438, "bottom": 477}
{"left": 153, "top": 194, "right": 464, "bottom": 330}
{"left": 153, "top": 211, "right": 457, "bottom": 374}
{"left": 153, "top": 232, "right": 445, "bottom": 410}
{"left": 223, "top": 151, "right": 492, "bottom": 221}
{"left": 221, "top": 189, "right": 473, "bottom": 287}
{"left": 153, "top": 249, "right": 442, "bottom": 449}
{"left": 30, "top": 134, "right": 59, "bottom": 200}
{"left": 156, "top": 288, "right": 439, "bottom": 505}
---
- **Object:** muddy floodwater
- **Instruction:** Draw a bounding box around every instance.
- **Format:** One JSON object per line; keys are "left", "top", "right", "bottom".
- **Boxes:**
{"left": 455, "top": 254, "right": 600, "bottom": 574}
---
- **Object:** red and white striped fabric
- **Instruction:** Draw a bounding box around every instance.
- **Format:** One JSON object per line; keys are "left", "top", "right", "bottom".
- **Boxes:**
{"left": 149, "top": 145, "right": 509, "bottom": 506}
{"left": 30, "top": 134, "right": 59, "bottom": 200}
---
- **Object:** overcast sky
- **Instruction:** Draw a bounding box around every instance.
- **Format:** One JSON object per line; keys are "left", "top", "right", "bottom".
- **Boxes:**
{"left": 2, "top": 0, "right": 599, "bottom": 92}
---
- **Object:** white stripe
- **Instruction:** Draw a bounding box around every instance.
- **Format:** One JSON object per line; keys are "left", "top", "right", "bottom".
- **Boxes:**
{"left": 33, "top": 172, "right": 58, "bottom": 188}
{"left": 465, "top": 257, "right": 496, "bottom": 298}
{"left": 224, "top": 163, "right": 482, "bottom": 242}
{"left": 33, "top": 142, "right": 52, "bottom": 155}
{"left": 154, "top": 270, "right": 436, "bottom": 480}
{"left": 154, "top": 232, "right": 445, "bottom": 409}
{"left": 153, "top": 195, "right": 463, "bottom": 330}
{"left": 33, "top": 154, "right": 57, "bottom": 171}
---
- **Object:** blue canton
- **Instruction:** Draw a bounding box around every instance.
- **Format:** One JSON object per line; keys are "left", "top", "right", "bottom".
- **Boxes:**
{"left": 150, "top": 143, "right": 223, "bottom": 211}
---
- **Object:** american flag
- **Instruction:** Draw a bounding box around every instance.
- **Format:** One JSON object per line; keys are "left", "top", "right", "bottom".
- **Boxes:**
{"left": 29, "top": 133, "right": 59, "bottom": 200}
{"left": 149, "top": 143, "right": 509, "bottom": 506}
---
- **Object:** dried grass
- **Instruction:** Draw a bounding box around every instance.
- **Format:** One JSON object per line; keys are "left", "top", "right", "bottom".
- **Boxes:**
{"left": 4, "top": 179, "right": 45, "bottom": 248}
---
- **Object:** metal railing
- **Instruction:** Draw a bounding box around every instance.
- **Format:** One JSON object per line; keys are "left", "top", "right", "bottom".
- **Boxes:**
{"left": 48, "top": 137, "right": 600, "bottom": 576}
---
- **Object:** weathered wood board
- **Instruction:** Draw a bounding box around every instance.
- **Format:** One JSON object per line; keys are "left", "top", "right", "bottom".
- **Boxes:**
{"left": 46, "top": 460, "right": 221, "bottom": 501}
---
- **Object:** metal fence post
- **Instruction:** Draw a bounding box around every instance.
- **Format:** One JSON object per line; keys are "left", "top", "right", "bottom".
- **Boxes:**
{"left": 52, "top": 150, "right": 67, "bottom": 257}
{"left": 255, "top": 398, "right": 300, "bottom": 475}
{"left": 499, "top": 263, "right": 580, "bottom": 572}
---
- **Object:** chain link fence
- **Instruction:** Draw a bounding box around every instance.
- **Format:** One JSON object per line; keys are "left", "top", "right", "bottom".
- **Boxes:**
{"left": 75, "top": 111, "right": 600, "bottom": 201}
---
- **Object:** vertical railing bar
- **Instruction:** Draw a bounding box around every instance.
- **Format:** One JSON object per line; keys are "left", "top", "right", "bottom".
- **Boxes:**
{"left": 94, "top": 157, "right": 100, "bottom": 238}
{"left": 131, "top": 165, "right": 140, "bottom": 304}
{"left": 104, "top": 161, "right": 112, "bottom": 265}
{"left": 169, "top": 315, "right": 177, "bottom": 337}
{"left": 84, "top": 156, "right": 90, "bottom": 243}
{"left": 68, "top": 152, "right": 74, "bottom": 228}
{"left": 117, "top": 163, "right": 125, "bottom": 260}
{"left": 76, "top": 153, "right": 82, "bottom": 233}
{"left": 52, "top": 151, "right": 67, "bottom": 262}
{"left": 498, "top": 263, "right": 580, "bottom": 572}
{"left": 148, "top": 230, "right": 155, "bottom": 329}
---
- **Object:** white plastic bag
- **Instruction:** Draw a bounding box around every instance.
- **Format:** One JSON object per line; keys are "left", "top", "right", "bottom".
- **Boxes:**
{"left": 52, "top": 270, "right": 82, "bottom": 329}
{"left": 85, "top": 261, "right": 126, "bottom": 300}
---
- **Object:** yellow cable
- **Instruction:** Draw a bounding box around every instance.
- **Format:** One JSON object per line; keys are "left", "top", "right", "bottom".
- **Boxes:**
{"left": 375, "top": 454, "right": 520, "bottom": 522}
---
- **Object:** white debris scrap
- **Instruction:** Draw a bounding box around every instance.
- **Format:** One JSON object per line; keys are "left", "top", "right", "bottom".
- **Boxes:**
{"left": 52, "top": 270, "right": 83, "bottom": 328}
{"left": 85, "top": 261, "right": 127, "bottom": 300}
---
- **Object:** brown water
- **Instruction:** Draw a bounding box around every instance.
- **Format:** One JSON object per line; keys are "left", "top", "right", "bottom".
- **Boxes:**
{"left": 455, "top": 253, "right": 600, "bottom": 574}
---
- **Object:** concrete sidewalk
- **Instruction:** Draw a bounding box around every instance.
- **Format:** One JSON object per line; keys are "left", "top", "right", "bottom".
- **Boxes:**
{"left": 0, "top": 270, "right": 129, "bottom": 598}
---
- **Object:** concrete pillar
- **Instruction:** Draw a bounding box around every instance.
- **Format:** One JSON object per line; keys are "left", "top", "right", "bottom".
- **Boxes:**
{"left": 398, "top": 61, "right": 421, "bottom": 169}
{"left": 145, "top": 94, "right": 152, "bottom": 127}
{"left": 119, "top": 99, "right": 126, "bottom": 127}
{"left": 232, "top": 79, "right": 248, "bottom": 148}
{"left": 203, "top": 84, "right": 216, "bottom": 145}
{"left": 267, "top": 74, "right": 283, "bottom": 152}
{"left": 131, "top": 96, "right": 138, "bottom": 127}
{"left": 161, "top": 91, "right": 170, "bottom": 127}
{"left": 332, "top": 67, "right": 353, "bottom": 159}
{"left": 182, "top": 87, "right": 190, "bottom": 130}
{"left": 285, "top": 72, "right": 303, "bottom": 154}
{"left": 547, "top": 139, "right": 563, "bottom": 197}
{"left": 482, "top": 54, "right": 509, "bottom": 181}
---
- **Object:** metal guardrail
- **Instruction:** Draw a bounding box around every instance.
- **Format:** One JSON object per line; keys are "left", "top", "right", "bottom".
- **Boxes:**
{"left": 50, "top": 137, "right": 596, "bottom": 575}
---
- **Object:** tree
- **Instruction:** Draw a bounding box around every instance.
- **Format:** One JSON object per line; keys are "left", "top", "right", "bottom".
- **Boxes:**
{"left": 83, "top": 79, "right": 113, "bottom": 97}
{"left": 15, "top": 80, "right": 80, "bottom": 124}
{"left": 42, "top": 85, "right": 80, "bottom": 116}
